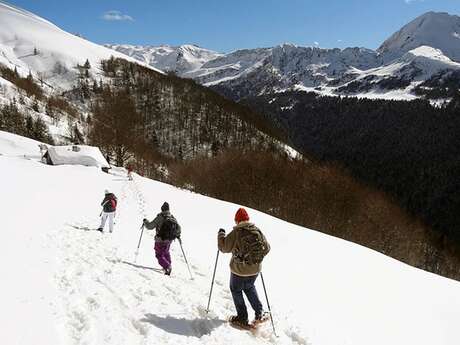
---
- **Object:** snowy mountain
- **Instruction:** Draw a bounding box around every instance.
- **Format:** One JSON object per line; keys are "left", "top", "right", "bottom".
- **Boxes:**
{"left": 0, "top": 1, "right": 156, "bottom": 91}
{"left": 379, "top": 12, "right": 460, "bottom": 63}
{"left": 108, "top": 12, "right": 460, "bottom": 101}
{"left": 191, "top": 44, "right": 382, "bottom": 87}
{"left": 0, "top": 0, "right": 162, "bottom": 143}
{"left": 105, "top": 44, "right": 222, "bottom": 76}
{"left": 2, "top": 130, "right": 460, "bottom": 345}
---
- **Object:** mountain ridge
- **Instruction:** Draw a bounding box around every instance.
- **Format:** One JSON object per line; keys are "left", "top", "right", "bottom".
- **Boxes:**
{"left": 107, "top": 11, "right": 460, "bottom": 101}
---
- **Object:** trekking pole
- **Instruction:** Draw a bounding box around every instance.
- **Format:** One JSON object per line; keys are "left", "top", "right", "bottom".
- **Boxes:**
{"left": 205, "top": 250, "right": 220, "bottom": 313}
{"left": 178, "top": 239, "right": 194, "bottom": 280}
{"left": 260, "top": 272, "right": 278, "bottom": 337}
{"left": 134, "top": 224, "right": 145, "bottom": 263}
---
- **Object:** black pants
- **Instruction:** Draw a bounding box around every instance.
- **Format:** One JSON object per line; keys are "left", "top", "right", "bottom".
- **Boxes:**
{"left": 230, "top": 272, "right": 263, "bottom": 323}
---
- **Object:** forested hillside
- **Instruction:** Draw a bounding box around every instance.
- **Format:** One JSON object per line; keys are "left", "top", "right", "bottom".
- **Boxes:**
{"left": 243, "top": 91, "right": 460, "bottom": 276}
{"left": 68, "top": 57, "right": 282, "bottom": 168}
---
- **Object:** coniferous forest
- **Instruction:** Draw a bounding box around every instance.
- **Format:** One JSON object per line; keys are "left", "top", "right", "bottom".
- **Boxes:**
{"left": 244, "top": 91, "right": 460, "bottom": 249}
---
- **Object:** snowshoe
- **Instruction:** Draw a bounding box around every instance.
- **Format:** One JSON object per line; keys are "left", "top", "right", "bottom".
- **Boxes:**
{"left": 253, "top": 312, "right": 270, "bottom": 326}
{"left": 228, "top": 315, "right": 255, "bottom": 331}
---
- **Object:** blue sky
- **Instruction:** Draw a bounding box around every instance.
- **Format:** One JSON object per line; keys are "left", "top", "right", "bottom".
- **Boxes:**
{"left": 7, "top": 0, "right": 460, "bottom": 52}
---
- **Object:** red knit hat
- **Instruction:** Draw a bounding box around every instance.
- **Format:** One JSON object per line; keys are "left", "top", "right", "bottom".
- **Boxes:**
{"left": 234, "top": 207, "right": 250, "bottom": 223}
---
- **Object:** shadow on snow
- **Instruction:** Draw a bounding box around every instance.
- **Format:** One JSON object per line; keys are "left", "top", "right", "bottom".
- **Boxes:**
{"left": 140, "top": 313, "right": 226, "bottom": 337}
{"left": 121, "top": 261, "right": 164, "bottom": 274}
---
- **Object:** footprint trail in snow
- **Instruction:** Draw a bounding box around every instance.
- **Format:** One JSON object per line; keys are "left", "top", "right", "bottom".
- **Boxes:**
{"left": 53, "top": 174, "right": 307, "bottom": 345}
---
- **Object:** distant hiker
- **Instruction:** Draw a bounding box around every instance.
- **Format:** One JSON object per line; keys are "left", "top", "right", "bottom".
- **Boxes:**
{"left": 143, "top": 202, "right": 181, "bottom": 275}
{"left": 127, "top": 164, "right": 133, "bottom": 181}
{"left": 98, "top": 189, "right": 117, "bottom": 233}
{"left": 218, "top": 207, "right": 271, "bottom": 328}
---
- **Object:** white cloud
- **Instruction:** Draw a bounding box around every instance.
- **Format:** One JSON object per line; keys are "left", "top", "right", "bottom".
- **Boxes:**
{"left": 404, "top": 0, "right": 424, "bottom": 4}
{"left": 102, "top": 10, "right": 134, "bottom": 22}
{"left": 314, "top": 41, "right": 320, "bottom": 46}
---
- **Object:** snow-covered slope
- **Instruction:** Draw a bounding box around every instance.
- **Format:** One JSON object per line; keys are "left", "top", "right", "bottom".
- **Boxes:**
{"left": 0, "top": 1, "right": 166, "bottom": 145}
{"left": 379, "top": 12, "right": 460, "bottom": 63}
{"left": 378, "top": 46, "right": 460, "bottom": 78}
{"left": 0, "top": 1, "right": 156, "bottom": 90}
{"left": 105, "top": 44, "right": 222, "bottom": 75}
{"left": 2, "top": 130, "right": 460, "bottom": 345}
{"left": 0, "top": 129, "right": 43, "bottom": 156}
{"left": 329, "top": 46, "right": 460, "bottom": 99}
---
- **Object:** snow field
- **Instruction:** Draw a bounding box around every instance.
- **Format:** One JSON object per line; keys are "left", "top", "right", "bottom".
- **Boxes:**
{"left": 1, "top": 133, "right": 460, "bottom": 345}
{"left": 52, "top": 167, "right": 301, "bottom": 345}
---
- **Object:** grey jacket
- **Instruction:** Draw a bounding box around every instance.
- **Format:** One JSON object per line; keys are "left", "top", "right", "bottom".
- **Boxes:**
{"left": 144, "top": 211, "right": 181, "bottom": 241}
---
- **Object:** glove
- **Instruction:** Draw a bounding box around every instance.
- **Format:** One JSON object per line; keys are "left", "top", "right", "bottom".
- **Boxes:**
{"left": 218, "top": 228, "right": 226, "bottom": 235}
{"left": 143, "top": 218, "right": 148, "bottom": 225}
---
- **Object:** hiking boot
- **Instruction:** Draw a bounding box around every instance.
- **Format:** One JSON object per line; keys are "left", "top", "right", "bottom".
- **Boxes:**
{"left": 164, "top": 267, "right": 172, "bottom": 276}
{"left": 229, "top": 315, "right": 251, "bottom": 329}
{"left": 97, "top": 228, "right": 103, "bottom": 232}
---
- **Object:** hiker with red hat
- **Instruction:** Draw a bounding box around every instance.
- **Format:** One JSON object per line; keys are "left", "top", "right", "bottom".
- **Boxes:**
{"left": 218, "top": 207, "right": 271, "bottom": 329}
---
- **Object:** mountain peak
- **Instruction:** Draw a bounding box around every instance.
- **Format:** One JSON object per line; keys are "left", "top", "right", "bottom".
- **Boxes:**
{"left": 378, "top": 11, "right": 460, "bottom": 63}
{"left": 418, "top": 11, "right": 456, "bottom": 20}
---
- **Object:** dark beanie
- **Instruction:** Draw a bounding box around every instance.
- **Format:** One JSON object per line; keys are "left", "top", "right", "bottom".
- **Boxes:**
{"left": 161, "top": 202, "right": 170, "bottom": 212}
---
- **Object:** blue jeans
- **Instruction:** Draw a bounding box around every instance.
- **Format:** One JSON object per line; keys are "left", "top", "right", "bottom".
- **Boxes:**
{"left": 230, "top": 273, "right": 263, "bottom": 323}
